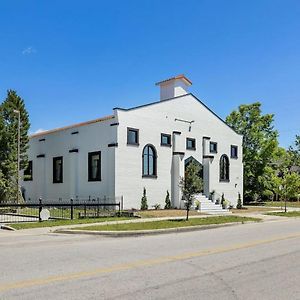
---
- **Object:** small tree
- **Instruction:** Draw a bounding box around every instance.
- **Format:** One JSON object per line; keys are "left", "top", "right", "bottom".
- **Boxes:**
{"left": 164, "top": 190, "right": 171, "bottom": 209}
{"left": 280, "top": 172, "right": 300, "bottom": 212}
{"left": 180, "top": 162, "right": 203, "bottom": 221}
{"left": 140, "top": 187, "right": 148, "bottom": 210}
{"left": 237, "top": 193, "right": 242, "bottom": 209}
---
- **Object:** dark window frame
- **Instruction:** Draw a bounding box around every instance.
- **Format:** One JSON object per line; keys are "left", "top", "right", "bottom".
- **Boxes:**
{"left": 127, "top": 127, "right": 139, "bottom": 146}
{"left": 209, "top": 141, "right": 218, "bottom": 153}
{"left": 161, "top": 133, "right": 171, "bottom": 147}
{"left": 186, "top": 138, "right": 196, "bottom": 150}
{"left": 24, "top": 161, "right": 33, "bottom": 181}
{"left": 142, "top": 144, "right": 157, "bottom": 178}
{"left": 88, "top": 151, "right": 101, "bottom": 182}
{"left": 231, "top": 145, "right": 238, "bottom": 159}
{"left": 220, "top": 154, "right": 230, "bottom": 182}
{"left": 53, "top": 156, "right": 63, "bottom": 183}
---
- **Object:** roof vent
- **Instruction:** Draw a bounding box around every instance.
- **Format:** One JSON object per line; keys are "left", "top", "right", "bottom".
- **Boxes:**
{"left": 155, "top": 74, "right": 192, "bottom": 101}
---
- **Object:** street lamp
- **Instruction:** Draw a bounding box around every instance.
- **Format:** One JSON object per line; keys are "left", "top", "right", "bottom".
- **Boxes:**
{"left": 13, "top": 109, "right": 20, "bottom": 203}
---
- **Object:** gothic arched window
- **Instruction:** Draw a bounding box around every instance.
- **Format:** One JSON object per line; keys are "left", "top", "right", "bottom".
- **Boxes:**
{"left": 220, "top": 154, "right": 230, "bottom": 181}
{"left": 142, "top": 145, "right": 157, "bottom": 177}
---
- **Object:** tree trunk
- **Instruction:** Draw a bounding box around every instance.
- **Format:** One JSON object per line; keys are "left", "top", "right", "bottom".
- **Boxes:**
{"left": 186, "top": 207, "right": 189, "bottom": 221}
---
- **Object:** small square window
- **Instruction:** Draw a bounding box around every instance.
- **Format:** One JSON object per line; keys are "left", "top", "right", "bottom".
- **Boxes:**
{"left": 24, "top": 161, "right": 33, "bottom": 181}
{"left": 210, "top": 142, "right": 217, "bottom": 153}
{"left": 127, "top": 128, "right": 139, "bottom": 145}
{"left": 231, "top": 145, "right": 238, "bottom": 159}
{"left": 88, "top": 151, "right": 101, "bottom": 181}
{"left": 53, "top": 157, "right": 63, "bottom": 183}
{"left": 186, "top": 138, "right": 196, "bottom": 150}
{"left": 161, "top": 133, "right": 171, "bottom": 146}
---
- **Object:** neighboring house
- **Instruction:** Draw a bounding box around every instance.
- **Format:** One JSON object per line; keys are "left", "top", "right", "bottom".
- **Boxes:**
{"left": 22, "top": 75, "right": 243, "bottom": 209}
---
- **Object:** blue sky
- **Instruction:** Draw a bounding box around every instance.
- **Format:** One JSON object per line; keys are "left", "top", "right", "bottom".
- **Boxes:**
{"left": 0, "top": 0, "right": 299, "bottom": 148}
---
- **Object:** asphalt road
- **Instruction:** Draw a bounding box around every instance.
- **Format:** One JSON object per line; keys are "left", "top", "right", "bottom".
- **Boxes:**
{"left": 0, "top": 218, "right": 300, "bottom": 300}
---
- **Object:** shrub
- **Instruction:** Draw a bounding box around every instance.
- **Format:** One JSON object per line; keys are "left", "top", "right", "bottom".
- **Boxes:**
{"left": 153, "top": 203, "right": 160, "bottom": 210}
{"left": 194, "top": 200, "right": 200, "bottom": 210}
{"left": 237, "top": 193, "right": 243, "bottom": 209}
{"left": 140, "top": 187, "right": 148, "bottom": 210}
{"left": 164, "top": 190, "right": 171, "bottom": 209}
{"left": 221, "top": 193, "right": 225, "bottom": 207}
{"left": 223, "top": 200, "right": 229, "bottom": 209}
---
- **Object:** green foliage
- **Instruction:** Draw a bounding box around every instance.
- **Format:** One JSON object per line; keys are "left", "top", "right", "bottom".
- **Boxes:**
{"left": 260, "top": 145, "right": 300, "bottom": 201}
{"left": 164, "top": 190, "right": 171, "bottom": 209}
{"left": 0, "top": 90, "right": 30, "bottom": 201}
{"left": 288, "top": 135, "right": 300, "bottom": 169}
{"left": 280, "top": 172, "right": 300, "bottom": 200}
{"left": 180, "top": 162, "right": 203, "bottom": 220}
{"left": 226, "top": 102, "right": 278, "bottom": 202}
{"left": 140, "top": 187, "right": 148, "bottom": 210}
{"left": 237, "top": 193, "right": 242, "bottom": 209}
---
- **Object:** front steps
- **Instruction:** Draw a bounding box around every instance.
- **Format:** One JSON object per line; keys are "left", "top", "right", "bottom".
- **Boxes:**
{"left": 194, "top": 194, "right": 230, "bottom": 214}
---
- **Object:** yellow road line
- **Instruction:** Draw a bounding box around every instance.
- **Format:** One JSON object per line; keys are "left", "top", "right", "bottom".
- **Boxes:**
{"left": 1, "top": 232, "right": 300, "bottom": 293}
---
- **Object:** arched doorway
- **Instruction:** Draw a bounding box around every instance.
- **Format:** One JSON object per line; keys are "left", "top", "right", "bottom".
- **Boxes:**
{"left": 184, "top": 156, "right": 204, "bottom": 193}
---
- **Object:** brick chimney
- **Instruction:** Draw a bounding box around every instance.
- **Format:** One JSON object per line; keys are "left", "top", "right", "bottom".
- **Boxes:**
{"left": 155, "top": 74, "right": 192, "bottom": 101}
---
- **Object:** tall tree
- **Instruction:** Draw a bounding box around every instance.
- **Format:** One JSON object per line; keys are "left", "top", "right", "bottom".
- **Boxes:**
{"left": 226, "top": 102, "right": 278, "bottom": 202}
{"left": 0, "top": 90, "right": 30, "bottom": 201}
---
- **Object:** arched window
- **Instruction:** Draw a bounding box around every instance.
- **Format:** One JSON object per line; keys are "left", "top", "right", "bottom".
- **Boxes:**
{"left": 220, "top": 154, "right": 230, "bottom": 181}
{"left": 142, "top": 145, "right": 157, "bottom": 177}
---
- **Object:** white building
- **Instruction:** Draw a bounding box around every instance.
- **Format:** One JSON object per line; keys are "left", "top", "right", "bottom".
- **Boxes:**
{"left": 22, "top": 75, "right": 243, "bottom": 209}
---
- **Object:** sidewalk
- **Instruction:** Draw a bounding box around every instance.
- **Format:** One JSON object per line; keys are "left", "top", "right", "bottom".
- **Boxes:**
{"left": 1, "top": 207, "right": 298, "bottom": 236}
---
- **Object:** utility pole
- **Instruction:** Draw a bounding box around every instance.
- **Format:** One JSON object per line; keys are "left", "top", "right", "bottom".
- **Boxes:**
{"left": 13, "top": 109, "right": 20, "bottom": 203}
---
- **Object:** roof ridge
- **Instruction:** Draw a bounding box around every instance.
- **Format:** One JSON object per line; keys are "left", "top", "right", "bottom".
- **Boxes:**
{"left": 30, "top": 115, "right": 114, "bottom": 138}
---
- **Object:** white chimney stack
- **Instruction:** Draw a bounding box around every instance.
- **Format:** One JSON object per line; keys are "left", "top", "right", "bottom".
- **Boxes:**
{"left": 155, "top": 74, "right": 192, "bottom": 101}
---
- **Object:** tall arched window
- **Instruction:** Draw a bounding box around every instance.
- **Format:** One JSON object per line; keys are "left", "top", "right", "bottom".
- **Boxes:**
{"left": 220, "top": 154, "right": 230, "bottom": 181}
{"left": 142, "top": 145, "right": 157, "bottom": 177}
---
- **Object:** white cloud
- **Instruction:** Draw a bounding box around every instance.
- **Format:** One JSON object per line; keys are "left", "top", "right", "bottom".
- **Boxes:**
{"left": 22, "top": 47, "right": 37, "bottom": 55}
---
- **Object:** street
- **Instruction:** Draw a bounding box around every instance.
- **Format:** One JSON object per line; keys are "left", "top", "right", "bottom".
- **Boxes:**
{"left": 0, "top": 218, "right": 300, "bottom": 299}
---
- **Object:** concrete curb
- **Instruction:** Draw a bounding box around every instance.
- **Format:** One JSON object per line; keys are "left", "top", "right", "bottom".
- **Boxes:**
{"left": 54, "top": 221, "right": 258, "bottom": 237}
{"left": 0, "top": 225, "right": 16, "bottom": 231}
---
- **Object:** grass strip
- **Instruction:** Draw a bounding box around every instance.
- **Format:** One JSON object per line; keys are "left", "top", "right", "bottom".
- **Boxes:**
{"left": 262, "top": 202, "right": 300, "bottom": 208}
{"left": 9, "top": 217, "right": 132, "bottom": 230}
{"left": 75, "top": 216, "right": 261, "bottom": 231}
{"left": 266, "top": 211, "right": 300, "bottom": 217}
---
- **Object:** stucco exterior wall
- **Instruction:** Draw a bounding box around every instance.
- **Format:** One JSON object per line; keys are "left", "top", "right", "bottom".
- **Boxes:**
{"left": 22, "top": 118, "right": 117, "bottom": 203}
{"left": 115, "top": 94, "right": 243, "bottom": 209}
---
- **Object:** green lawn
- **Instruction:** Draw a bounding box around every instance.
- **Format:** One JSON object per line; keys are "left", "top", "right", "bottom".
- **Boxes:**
{"left": 262, "top": 201, "right": 300, "bottom": 208}
{"left": 9, "top": 217, "right": 131, "bottom": 230}
{"left": 266, "top": 211, "right": 300, "bottom": 217}
{"left": 74, "top": 216, "right": 261, "bottom": 231}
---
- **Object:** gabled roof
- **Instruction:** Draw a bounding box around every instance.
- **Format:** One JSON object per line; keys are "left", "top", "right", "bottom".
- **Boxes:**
{"left": 30, "top": 115, "right": 114, "bottom": 138}
{"left": 114, "top": 93, "right": 242, "bottom": 136}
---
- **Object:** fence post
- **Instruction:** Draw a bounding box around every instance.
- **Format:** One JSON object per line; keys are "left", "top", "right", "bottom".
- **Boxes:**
{"left": 118, "top": 201, "right": 121, "bottom": 216}
{"left": 121, "top": 196, "right": 124, "bottom": 211}
{"left": 39, "top": 198, "right": 42, "bottom": 222}
{"left": 70, "top": 198, "right": 74, "bottom": 220}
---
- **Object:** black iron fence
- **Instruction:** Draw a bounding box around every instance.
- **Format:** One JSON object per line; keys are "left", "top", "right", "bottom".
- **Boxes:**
{"left": 0, "top": 196, "right": 123, "bottom": 223}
